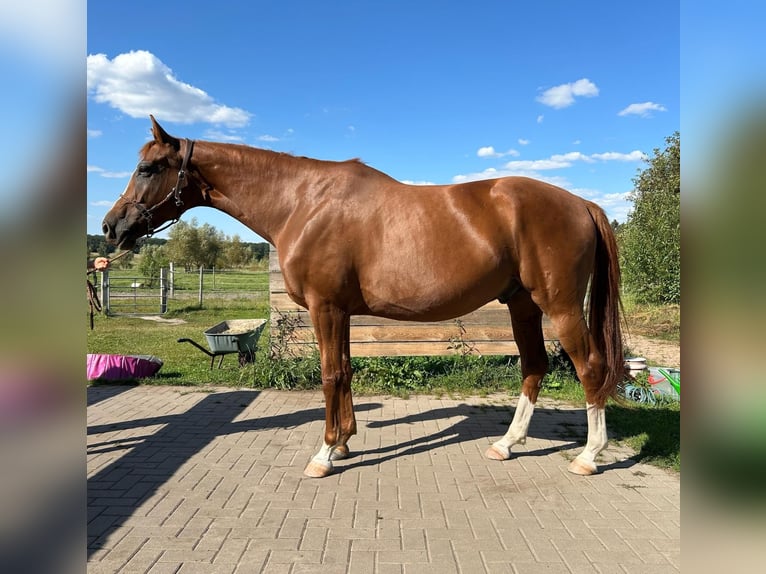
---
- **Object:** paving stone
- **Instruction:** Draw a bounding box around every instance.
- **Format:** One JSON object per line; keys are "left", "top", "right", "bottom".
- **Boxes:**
{"left": 88, "top": 387, "right": 679, "bottom": 573}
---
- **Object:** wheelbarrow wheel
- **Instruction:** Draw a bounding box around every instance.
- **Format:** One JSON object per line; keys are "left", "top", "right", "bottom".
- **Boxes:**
{"left": 238, "top": 350, "right": 255, "bottom": 366}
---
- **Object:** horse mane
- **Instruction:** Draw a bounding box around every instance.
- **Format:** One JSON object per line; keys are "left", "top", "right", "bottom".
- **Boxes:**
{"left": 138, "top": 140, "right": 155, "bottom": 156}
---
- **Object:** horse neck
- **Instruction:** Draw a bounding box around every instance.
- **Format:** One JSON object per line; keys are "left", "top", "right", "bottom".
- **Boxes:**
{"left": 193, "top": 141, "right": 312, "bottom": 245}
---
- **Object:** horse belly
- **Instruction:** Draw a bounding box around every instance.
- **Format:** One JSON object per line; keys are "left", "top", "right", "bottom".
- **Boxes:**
{"left": 360, "top": 265, "right": 507, "bottom": 322}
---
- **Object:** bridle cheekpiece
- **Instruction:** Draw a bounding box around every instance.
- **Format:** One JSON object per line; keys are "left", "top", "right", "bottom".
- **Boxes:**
{"left": 125, "top": 138, "right": 195, "bottom": 237}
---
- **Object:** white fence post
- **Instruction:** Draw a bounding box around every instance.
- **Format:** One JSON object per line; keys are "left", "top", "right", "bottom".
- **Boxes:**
{"left": 169, "top": 262, "right": 175, "bottom": 298}
{"left": 160, "top": 268, "right": 167, "bottom": 313}
{"left": 100, "top": 269, "right": 110, "bottom": 315}
{"left": 198, "top": 265, "right": 204, "bottom": 306}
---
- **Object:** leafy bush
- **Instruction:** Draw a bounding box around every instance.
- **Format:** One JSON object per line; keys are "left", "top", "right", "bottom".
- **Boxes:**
{"left": 249, "top": 351, "right": 322, "bottom": 390}
{"left": 137, "top": 243, "right": 169, "bottom": 287}
{"left": 619, "top": 132, "right": 680, "bottom": 304}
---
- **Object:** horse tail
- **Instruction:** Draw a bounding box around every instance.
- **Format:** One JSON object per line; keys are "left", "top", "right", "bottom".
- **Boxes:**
{"left": 586, "top": 202, "right": 625, "bottom": 406}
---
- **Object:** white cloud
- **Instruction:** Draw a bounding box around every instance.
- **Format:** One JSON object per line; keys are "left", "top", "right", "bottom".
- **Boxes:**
{"left": 618, "top": 101, "right": 667, "bottom": 117}
{"left": 504, "top": 158, "right": 572, "bottom": 171}
{"left": 550, "top": 151, "right": 595, "bottom": 163}
{"left": 518, "top": 138, "right": 530, "bottom": 146}
{"left": 453, "top": 148, "right": 646, "bottom": 184}
{"left": 569, "top": 189, "right": 631, "bottom": 222}
{"left": 536, "top": 115, "right": 544, "bottom": 123}
{"left": 537, "top": 78, "right": 599, "bottom": 109}
{"left": 90, "top": 200, "right": 114, "bottom": 207}
{"left": 87, "top": 50, "right": 252, "bottom": 127}
{"left": 87, "top": 164, "right": 132, "bottom": 178}
{"left": 477, "top": 146, "right": 519, "bottom": 159}
{"left": 477, "top": 146, "right": 496, "bottom": 158}
{"left": 88, "top": 129, "right": 102, "bottom": 138}
{"left": 257, "top": 134, "right": 280, "bottom": 142}
{"left": 591, "top": 150, "right": 647, "bottom": 161}
{"left": 402, "top": 180, "right": 437, "bottom": 186}
{"left": 501, "top": 150, "right": 645, "bottom": 170}
{"left": 203, "top": 129, "right": 245, "bottom": 142}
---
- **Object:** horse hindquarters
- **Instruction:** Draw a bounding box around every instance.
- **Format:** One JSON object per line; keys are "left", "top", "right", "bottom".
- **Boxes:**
{"left": 549, "top": 203, "right": 623, "bottom": 475}
{"left": 493, "top": 199, "right": 622, "bottom": 475}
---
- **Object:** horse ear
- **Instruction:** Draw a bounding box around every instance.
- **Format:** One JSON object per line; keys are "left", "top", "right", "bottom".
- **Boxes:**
{"left": 149, "top": 115, "right": 180, "bottom": 150}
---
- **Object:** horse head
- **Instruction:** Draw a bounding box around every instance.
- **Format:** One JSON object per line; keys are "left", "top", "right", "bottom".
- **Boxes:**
{"left": 102, "top": 116, "right": 204, "bottom": 249}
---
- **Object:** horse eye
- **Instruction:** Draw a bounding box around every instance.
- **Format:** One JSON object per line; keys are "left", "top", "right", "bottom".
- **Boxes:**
{"left": 137, "top": 162, "right": 160, "bottom": 176}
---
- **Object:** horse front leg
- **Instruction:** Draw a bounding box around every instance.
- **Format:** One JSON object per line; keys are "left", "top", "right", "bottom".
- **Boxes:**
{"left": 304, "top": 303, "right": 354, "bottom": 478}
{"left": 331, "top": 344, "right": 356, "bottom": 461}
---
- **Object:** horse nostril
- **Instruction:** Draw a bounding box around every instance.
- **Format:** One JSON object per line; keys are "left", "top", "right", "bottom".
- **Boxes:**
{"left": 102, "top": 221, "right": 111, "bottom": 236}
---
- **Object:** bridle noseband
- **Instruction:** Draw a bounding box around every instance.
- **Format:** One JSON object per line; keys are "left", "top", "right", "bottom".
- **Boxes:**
{"left": 125, "top": 138, "right": 195, "bottom": 236}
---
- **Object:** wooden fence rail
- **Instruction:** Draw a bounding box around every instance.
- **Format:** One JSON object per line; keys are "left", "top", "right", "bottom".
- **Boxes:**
{"left": 268, "top": 246, "right": 556, "bottom": 356}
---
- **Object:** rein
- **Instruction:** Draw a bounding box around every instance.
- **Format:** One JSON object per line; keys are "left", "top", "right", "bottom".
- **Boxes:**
{"left": 86, "top": 274, "right": 101, "bottom": 330}
{"left": 86, "top": 247, "right": 141, "bottom": 329}
{"left": 126, "top": 138, "right": 196, "bottom": 237}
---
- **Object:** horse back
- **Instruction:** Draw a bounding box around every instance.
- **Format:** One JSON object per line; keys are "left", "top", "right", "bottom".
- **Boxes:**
{"left": 279, "top": 173, "right": 598, "bottom": 318}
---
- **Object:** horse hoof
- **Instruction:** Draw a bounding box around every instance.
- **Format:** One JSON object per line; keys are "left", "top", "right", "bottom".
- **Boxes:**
{"left": 330, "top": 444, "right": 349, "bottom": 461}
{"left": 485, "top": 445, "right": 510, "bottom": 461}
{"left": 567, "top": 457, "right": 598, "bottom": 476}
{"left": 304, "top": 460, "right": 334, "bottom": 478}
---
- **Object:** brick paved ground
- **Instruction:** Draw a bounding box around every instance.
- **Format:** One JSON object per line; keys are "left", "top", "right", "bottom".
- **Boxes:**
{"left": 87, "top": 386, "right": 680, "bottom": 573}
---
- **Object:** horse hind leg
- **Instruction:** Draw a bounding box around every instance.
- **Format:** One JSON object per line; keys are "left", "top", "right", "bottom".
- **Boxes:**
{"left": 486, "top": 291, "right": 548, "bottom": 461}
{"left": 547, "top": 310, "right": 609, "bottom": 476}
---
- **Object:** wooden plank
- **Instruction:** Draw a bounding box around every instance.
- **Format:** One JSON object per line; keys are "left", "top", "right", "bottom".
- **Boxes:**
{"left": 268, "top": 247, "right": 557, "bottom": 356}
{"left": 268, "top": 292, "right": 552, "bottom": 328}
{"left": 276, "top": 340, "right": 522, "bottom": 357}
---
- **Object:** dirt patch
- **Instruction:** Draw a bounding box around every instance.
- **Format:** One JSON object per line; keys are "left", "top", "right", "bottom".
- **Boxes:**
{"left": 137, "top": 316, "right": 187, "bottom": 325}
{"left": 625, "top": 333, "right": 680, "bottom": 369}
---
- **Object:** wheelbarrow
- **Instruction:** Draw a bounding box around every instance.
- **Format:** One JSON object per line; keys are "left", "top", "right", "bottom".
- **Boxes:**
{"left": 178, "top": 319, "right": 267, "bottom": 368}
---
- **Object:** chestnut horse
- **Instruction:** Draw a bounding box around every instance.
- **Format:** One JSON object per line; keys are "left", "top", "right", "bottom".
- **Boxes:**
{"left": 103, "top": 116, "right": 624, "bottom": 478}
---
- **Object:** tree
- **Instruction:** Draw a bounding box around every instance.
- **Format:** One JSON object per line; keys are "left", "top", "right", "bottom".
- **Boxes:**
{"left": 250, "top": 242, "right": 270, "bottom": 261}
{"left": 87, "top": 234, "right": 114, "bottom": 257}
{"left": 197, "top": 223, "right": 225, "bottom": 268}
{"left": 165, "top": 219, "right": 202, "bottom": 271}
{"left": 137, "top": 244, "right": 169, "bottom": 287}
{"left": 222, "top": 234, "right": 252, "bottom": 268}
{"left": 619, "top": 132, "right": 680, "bottom": 304}
{"left": 114, "top": 251, "right": 135, "bottom": 269}
{"left": 164, "top": 218, "right": 231, "bottom": 270}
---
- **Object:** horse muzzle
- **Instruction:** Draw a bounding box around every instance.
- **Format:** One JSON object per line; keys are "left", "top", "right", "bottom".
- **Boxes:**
{"left": 102, "top": 212, "right": 145, "bottom": 249}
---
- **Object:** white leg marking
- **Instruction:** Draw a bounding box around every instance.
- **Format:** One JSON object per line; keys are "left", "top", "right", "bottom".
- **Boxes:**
{"left": 570, "top": 403, "right": 607, "bottom": 475}
{"left": 312, "top": 442, "right": 335, "bottom": 465}
{"left": 490, "top": 393, "right": 536, "bottom": 459}
{"left": 303, "top": 441, "right": 335, "bottom": 477}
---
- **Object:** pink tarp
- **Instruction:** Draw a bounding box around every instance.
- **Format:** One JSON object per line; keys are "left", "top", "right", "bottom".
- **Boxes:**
{"left": 86, "top": 354, "right": 163, "bottom": 381}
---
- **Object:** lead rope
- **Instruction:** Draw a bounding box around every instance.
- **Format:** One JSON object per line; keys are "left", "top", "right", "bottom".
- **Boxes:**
{"left": 86, "top": 249, "right": 135, "bottom": 329}
{"left": 86, "top": 273, "right": 101, "bottom": 330}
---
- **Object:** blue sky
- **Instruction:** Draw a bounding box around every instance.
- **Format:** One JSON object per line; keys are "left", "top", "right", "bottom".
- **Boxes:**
{"left": 87, "top": 1, "right": 679, "bottom": 243}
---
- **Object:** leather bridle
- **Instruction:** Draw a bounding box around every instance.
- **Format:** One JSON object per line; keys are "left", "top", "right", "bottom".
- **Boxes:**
{"left": 123, "top": 138, "right": 195, "bottom": 236}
